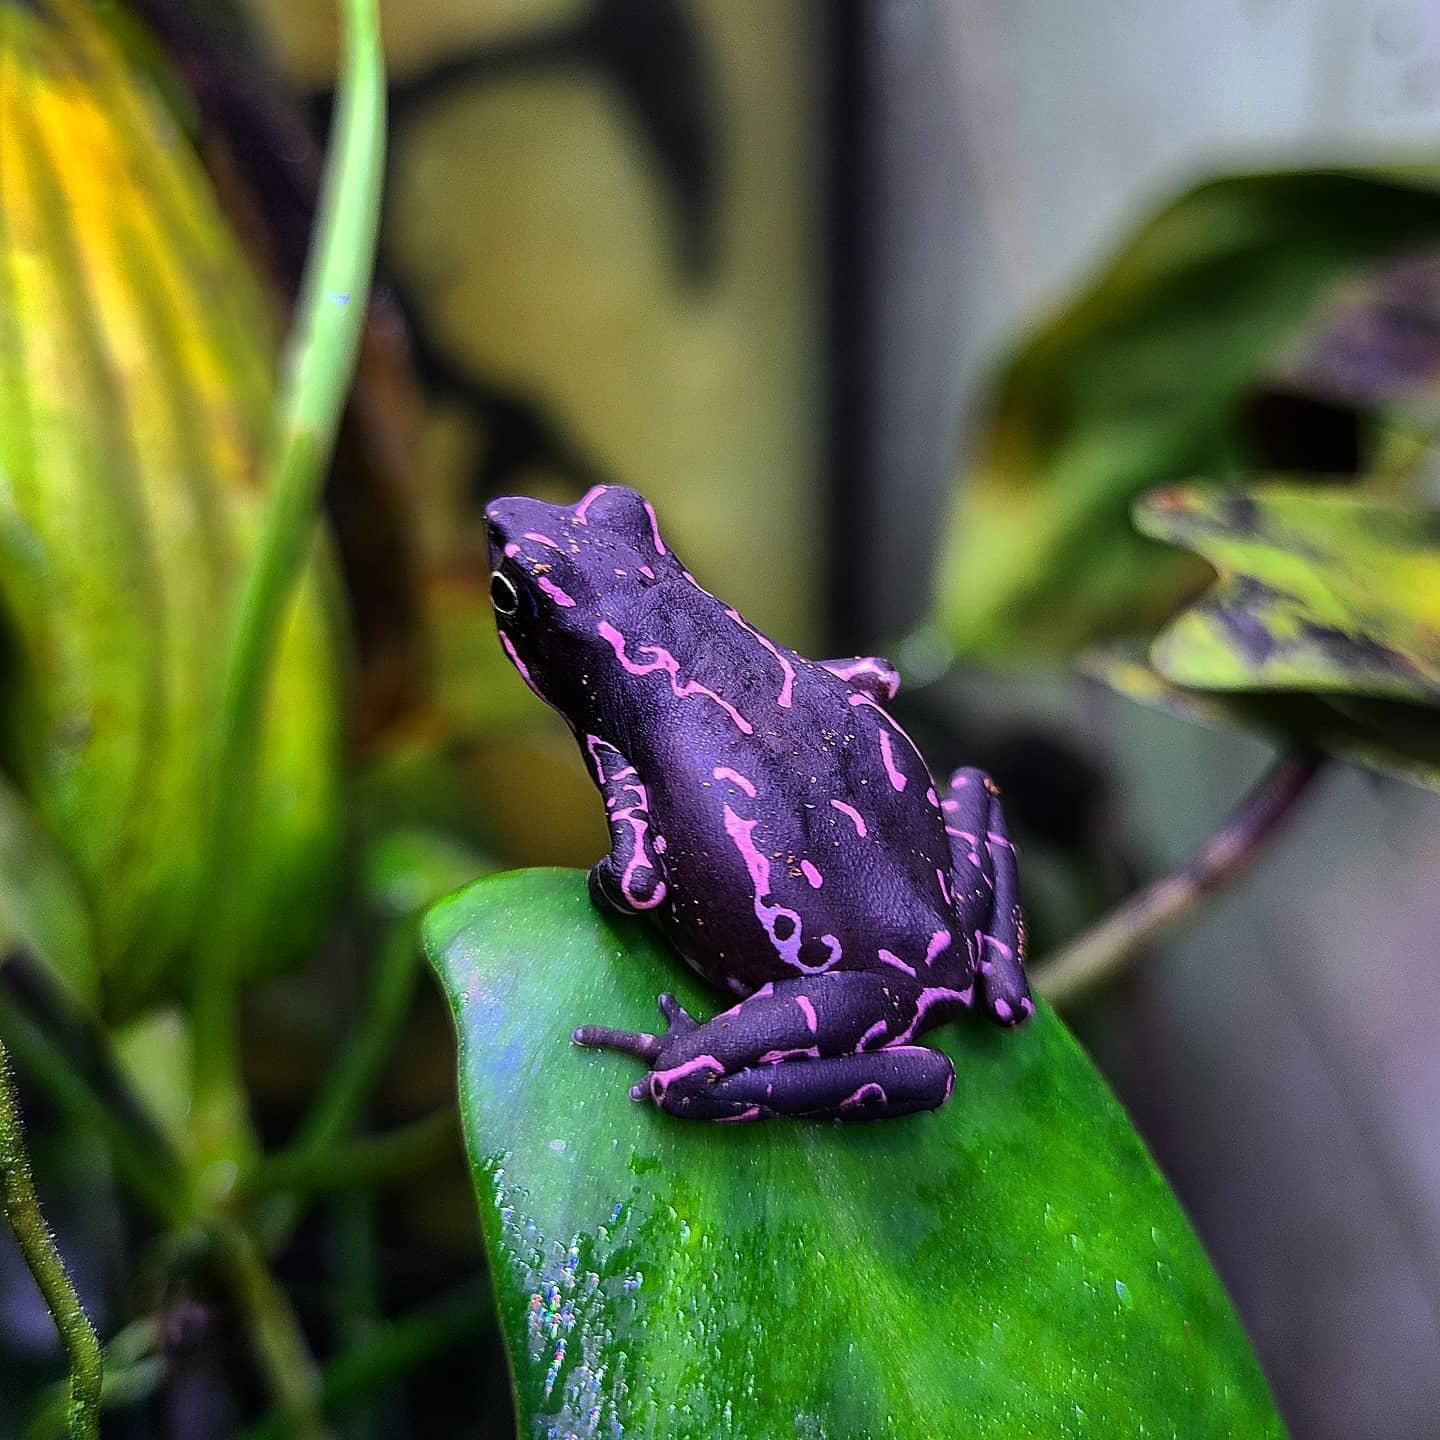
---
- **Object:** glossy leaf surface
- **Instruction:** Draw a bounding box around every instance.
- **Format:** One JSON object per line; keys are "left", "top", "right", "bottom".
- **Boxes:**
{"left": 426, "top": 868, "right": 1285, "bottom": 1439}
{"left": 0, "top": 0, "right": 344, "bottom": 1010}
{"left": 937, "top": 169, "right": 1440, "bottom": 660}
{"left": 1137, "top": 484, "right": 1440, "bottom": 703}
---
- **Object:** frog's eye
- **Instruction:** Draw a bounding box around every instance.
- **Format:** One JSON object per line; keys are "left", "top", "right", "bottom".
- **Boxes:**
{"left": 490, "top": 570, "right": 521, "bottom": 616}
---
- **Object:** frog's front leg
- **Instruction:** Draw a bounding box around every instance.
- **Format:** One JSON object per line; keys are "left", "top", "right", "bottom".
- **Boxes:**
{"left": 574, "top": 972, "right": 964, "bottom": 1122}
{"left": 944, "top": 767, "right": 1033, "bottom": 1026}
{"left": 583, "top": 735, "right": 668, "bottom": 913}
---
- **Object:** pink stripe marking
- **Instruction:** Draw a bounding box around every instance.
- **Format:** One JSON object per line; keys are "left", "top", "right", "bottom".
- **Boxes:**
{"left": 522, "top": 531, "right": 561, "bottom": 549}
{"left": 598, "top": 621, "right": 753, "bottom": 734}
{"left": 796, "top": 995, "right": 818, "bottom": 1033}
{"left": 830, "top": 800, "right": 867, "bottom": 837}
{"left": 639, "top": 564, "right": 656, "bottom": 579}
{"left": 760, "top": 1046, "right": 821, "bottom": 1064}
{"left": 878, "top": 731, "right": 907, "bottom": 791}
{"left": 642, "top": 498, "right": 667, "bottom": 554}
{"left": 840, "top": 1083, "right": 888, "bottom": 1110}
{"left": 878, "top": 948, "right": 917, "bottom": 978}
{"left": 857, "top": 1018, "right": 889, "bottom": 1051}
{"left": 823, "top": 657, "right": 900, "bottom": 700}
{"left": 712, "top": 766, "right": 757, "bottom": 797}
{"left": 536, "top": 576, "right": 576, "bottom": 607}
{"left": 716, "top": 1106, "right": 763, "bottom": 1124}
{"left": 499, "top": 630, "right": 535, "bottom": 688}
{"left": 891, "top": 986, "right": 974, "bottom": 1046}
{"left": 722, "top": 806, "right": 839, "bottom": 974}
{"left": 503, "top": 542, "right": 520, "bottom": 558}
{"left": 725, "top": 608, "right": 795, "bottom": 708}
{"left": 926, "top": 788, "right": 939, "bottom": 807}
{"left": 573, "top": 484, "right": 607, "bottom": 523}
{"left": 799, "top": 860, "right": 823, "bottom": 889}
{"left": 924, "top": 929, "right": 951, "bottom": 967}
{"left": 650, "top": 1054, "right": 724, "bottom": 1096}
{"left": 937, "top": 868, "right": 953, "bottom": 906}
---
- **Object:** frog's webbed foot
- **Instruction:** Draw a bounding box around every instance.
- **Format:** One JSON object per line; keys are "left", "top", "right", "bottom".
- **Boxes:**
{"left": 575, "top": 973, "right": 962, "bottom": 1123}
{"left": 583, "top": 736, "right": 668, "bottom": 914}
{"left": 943, "top": 767, "right": 1033, "bottom": 1028}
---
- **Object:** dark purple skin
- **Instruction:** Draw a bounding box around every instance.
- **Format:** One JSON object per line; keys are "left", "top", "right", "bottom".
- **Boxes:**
{"left": 486, "top": 485, "right": 1032, "bottom": 1122}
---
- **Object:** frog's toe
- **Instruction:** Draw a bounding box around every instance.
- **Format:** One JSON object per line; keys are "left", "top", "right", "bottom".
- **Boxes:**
{"left": 656, "top": 992, "right": 698, "bottom": 1035}
{"left": 572, "top": 1024, "right": 665, "bottom": 1062}
{"left": 976, "top": 937, "right": 1035, "bottom": 1027}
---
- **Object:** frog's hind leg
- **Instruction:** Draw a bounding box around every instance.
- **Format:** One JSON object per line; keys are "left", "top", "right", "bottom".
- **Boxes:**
{"left": 943, "top": 768, "right": 1033, "bottom": 1027}
{"left": 576, "top": 973, "right": 963, "bottom": 1122}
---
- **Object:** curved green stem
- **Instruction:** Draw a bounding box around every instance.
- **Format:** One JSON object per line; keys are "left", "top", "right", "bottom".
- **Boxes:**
{"left": 0, "top": 1039, "right": 102, "bottom": 1440}
{"left": 1034, "top": 748, "right": 1324, "bottom": 1008}
{"left": 189, "top": 0, "right": 386, "bottom": 1173}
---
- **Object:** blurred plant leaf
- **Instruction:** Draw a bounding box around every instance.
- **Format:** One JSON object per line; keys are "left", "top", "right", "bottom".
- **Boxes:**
{"left": 425, "top": 868, "right": 1286, "bottom": 1439}
{"left": 1272, "top": 248, "right": 1440, "bottom": 422}
{"left": 937, "top": 168, "right": 1440, "bottom": 660}
{"left": 0, "top": 0, "right": 344, "bottom": 1014}
{"left": 1136, "top": 483, "right": 1440, "bottom": 703}
{"left": 0, "top": 772, "right": 98, "bottom": 1008}
{"left": 1085, "top": 644, "right": 1440, "bottom": 791}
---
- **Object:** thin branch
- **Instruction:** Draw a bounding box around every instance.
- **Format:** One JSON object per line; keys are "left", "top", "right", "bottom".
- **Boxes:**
{"left": 0, "top": 1039, "right": 102, "bottom": 1440}
{"left": 1034, "top": 748, "right": 1325, "bottom": 1008}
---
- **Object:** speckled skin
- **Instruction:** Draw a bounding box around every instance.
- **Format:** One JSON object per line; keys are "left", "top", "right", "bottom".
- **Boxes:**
{"left": 486, "top": 485, "right": 1032, "bottom": 1122}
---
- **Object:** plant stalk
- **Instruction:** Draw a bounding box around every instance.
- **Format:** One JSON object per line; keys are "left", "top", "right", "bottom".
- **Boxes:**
{"left": 1034, "top": 748, "right": 1325, "bottom": 1008}
{"left": 189, "top": 0, "right": 386, "bottom": 1174}
{"left": 0, "top": 1039, "right": 102, "bottom": 1440}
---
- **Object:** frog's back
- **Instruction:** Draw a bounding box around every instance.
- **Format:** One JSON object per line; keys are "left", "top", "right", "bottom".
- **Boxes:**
{"left": 632, "top": 649, "right": 960, "bottom": 993}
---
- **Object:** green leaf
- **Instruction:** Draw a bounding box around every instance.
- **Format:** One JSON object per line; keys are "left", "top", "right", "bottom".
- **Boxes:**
{"left": 1083, "top": 644, "right": 1440, "bottom": 792}
{"left": 0, "top": 772, "right": 98, "bottom": 1009}
{"left": 937, "top": 168, "right": 1440, "bottom": 660}
{"left": 0, "top": 0, "right": 344, "bottom": 1011}
{"left": 425, "top": 868, "right": 1285, "bottom": 1438}
{"left": 1136, "top": 483, "right": 1440, "bottom": 703}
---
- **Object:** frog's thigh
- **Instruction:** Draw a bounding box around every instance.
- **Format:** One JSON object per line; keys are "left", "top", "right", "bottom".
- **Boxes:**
{"left": 943, "top": 768, "right": 1032, "bottom": 1026}
{"left": 658, "top": 1047, "right": 955, "bottom": 1122}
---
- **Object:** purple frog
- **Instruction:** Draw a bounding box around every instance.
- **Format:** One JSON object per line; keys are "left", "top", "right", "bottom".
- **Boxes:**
{"left": 486, "top": 485, "right": 1033, "bottom": 1122}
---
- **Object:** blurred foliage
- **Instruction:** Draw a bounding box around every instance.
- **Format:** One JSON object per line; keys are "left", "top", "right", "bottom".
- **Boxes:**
{"left": 937, "top": 169, "right": 1440, "bottom": 661}
{"left": 250, "top": 0, "right": 826, "bottom": 651}
{"left": 0, "top": 0, "right": 345, "bottom": 1016}
{"left": 427, "top": 869, "right": 1286, "bottom": 1438}
{"left": 1137, "top": 483, "right": 1440, "bottom": 704}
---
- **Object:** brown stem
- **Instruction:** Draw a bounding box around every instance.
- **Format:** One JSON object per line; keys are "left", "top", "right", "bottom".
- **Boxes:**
{"left": 1034, "top": 749, "right": 1325, "bottom": 1008}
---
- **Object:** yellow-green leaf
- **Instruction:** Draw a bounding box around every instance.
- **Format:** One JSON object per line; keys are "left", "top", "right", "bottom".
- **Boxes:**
{"left": 1136, "top": 483, "right": 1440, "bottom": 703}
{"left": 0, "top": 0, "right": 344, "bottom": 1012}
